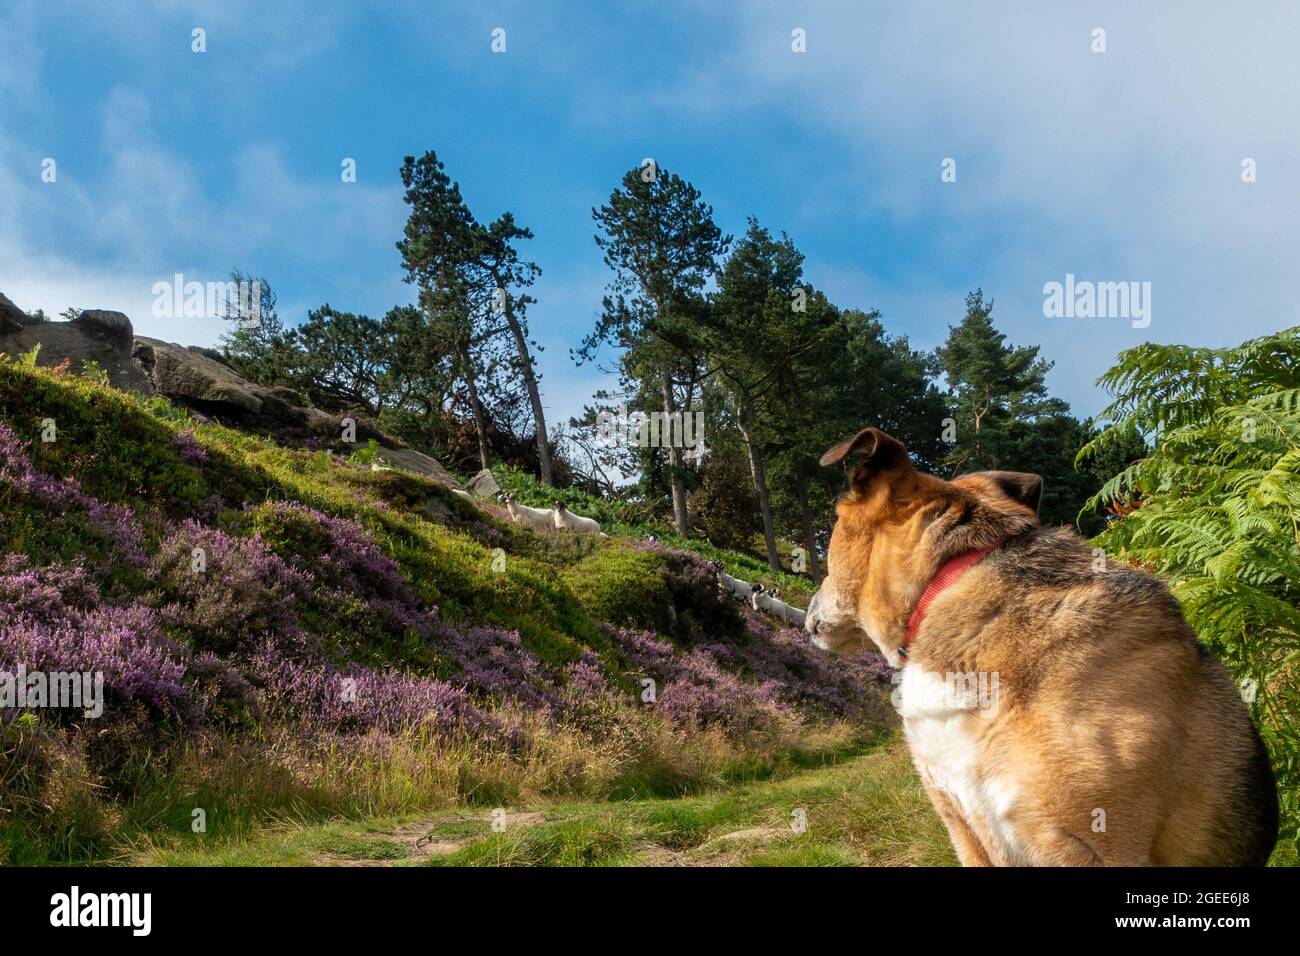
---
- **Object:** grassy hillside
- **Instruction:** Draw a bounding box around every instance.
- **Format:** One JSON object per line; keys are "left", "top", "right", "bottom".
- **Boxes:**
{"left": 0, "top": 355, "right": 891, "bottom": 864}
{"left": 492, "top": 465, "right": 817, "bottom": 607}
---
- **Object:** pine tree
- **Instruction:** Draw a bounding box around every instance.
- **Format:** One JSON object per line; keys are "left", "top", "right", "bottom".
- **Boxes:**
{"left": 582, "top": 164, "right": 729, "bottom": 536}
{"left": 398, "top": 150, "right": 553, "bottom": 479}
{"left": 219, "top": 270, "right": 298, "bottom": 388}
{"left": 936, "top": 289, "right": 1064, "bottom": 472}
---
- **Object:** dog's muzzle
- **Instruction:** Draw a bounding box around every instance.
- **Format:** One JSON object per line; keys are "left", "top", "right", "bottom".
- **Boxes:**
{"left": 804, "top": 589, "right": 827, "bottom": 646}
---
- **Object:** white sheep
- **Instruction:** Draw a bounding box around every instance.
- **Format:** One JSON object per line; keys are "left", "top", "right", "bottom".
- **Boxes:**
{"left": 750, "top": 585, "right": 807, "bottom": 629}
{"left": 497, "top": 492, "right": 555, "bottom": 532}
{"left": 551, "top": 501, "right": 602, "bottom": 535}
{"left": 717, "top": 570, "right": 753, "bottom": 603}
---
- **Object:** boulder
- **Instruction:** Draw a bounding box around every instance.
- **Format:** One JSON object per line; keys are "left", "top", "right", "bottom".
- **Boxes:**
{"left": 73, "top": 310, "right": 134, "bottom": 351}
{"left": 186, "top": 345, "right": 231, "bottom": 367}
{"left": 0, "top": 298, "right": 153, "bottom": 392}
{"left": 0, "top": 292, "right": 26, "bottom": 334}
{"left": 267, "top": 385, "right": 306, "bottom": 407}
{"left": 133, "top": 338, "right": 264, "bottom": 414}
{"left": 376, "top": 447, "right": 463, "bottom": 489}
{"left": 466, "top": 468, "right": 500, "bottom": 498}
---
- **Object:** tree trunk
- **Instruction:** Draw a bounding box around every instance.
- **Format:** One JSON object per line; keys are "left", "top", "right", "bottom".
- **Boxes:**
{"left": 495, "top": 279, "right": 553, "bottom": 485}
{"left": 660, "top": 369, "right": 689, "bottom": 536}
{"left": 796, "top": 480, "right": 822, "bottom": 580}
{"left": 737, "top": 392, "right": 781, "bottom": 573}
{"left": 459, "top": 343, "right": 491, "bottom": 472}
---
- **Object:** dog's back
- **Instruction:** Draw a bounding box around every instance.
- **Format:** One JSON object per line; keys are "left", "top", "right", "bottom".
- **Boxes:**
{"left": 978, "top": 528, "right": 1278, "bottom": 865}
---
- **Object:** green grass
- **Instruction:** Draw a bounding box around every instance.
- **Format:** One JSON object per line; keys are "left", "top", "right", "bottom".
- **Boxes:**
{"left": 127, "top": 735, "right": 957, "bottom": 867}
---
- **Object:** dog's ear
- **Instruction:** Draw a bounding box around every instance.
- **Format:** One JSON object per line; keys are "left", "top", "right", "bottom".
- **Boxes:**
{"left": 968, "top": 470, "right": 1043, "bottom": 515}
{"left": 819, "top": 427, "right": 911, "bottom": 494}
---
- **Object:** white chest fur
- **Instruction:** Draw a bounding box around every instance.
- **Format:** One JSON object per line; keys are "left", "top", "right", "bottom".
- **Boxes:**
{"left": 896, "top": 664, "right": 1027, "bottom": 865}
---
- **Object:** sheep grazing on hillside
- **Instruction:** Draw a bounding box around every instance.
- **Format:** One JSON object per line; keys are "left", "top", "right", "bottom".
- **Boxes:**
{"left": 750, "top": 584, "right": 806, "bottom": 629}
{"left": 716, "top": 570, "right": 806, "bottom": 626}
{"left": 551, "top": 501, "right": 602, "bottom": 535}
{"left": 496, "top": 492, "right": 555, "bottom": 532}
{"left": 717, "top": 570, "right": 753, "bottom": 603}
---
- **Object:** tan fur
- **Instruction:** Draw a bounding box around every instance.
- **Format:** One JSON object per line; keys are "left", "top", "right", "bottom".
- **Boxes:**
{"left": 805, "top": 428, "right": 1278, "bottom": 866}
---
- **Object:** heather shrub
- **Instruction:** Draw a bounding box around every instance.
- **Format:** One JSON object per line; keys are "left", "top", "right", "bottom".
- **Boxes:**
{"left": 152, "top": 521, "right": 309, "bottom": 655}
{"left": 0, "top": 420, "right": 147, "bottom": 568}
{"left": 714, "top": 612, "right": 893, "bottom": 719}
{"left": 186, "top": 653, "right": 263, "bottom": 731}
{"left": 247, "top": 641, "right": 492, "bottom": 737}
{"left": 607, "top": 628, "right": 783, "bottom": 736}
{"left": 169, "top": 429, "right": 208, "bottom": 464}
{"left": 0, "top": 555, "right": 191, "bottom": 719}
{"left": 242, "top": 501, "right": 427, "bottom": 634}
{"left": 434, "top": 623, "right": 559, "bottom": 711}
{"left": 628, "top": 540, "right": 747, "bottom": 644}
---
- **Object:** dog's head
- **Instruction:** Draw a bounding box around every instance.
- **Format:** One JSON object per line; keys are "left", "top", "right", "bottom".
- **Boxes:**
{"left": 804, "top": 427, "right": 1041, "bottom": 662}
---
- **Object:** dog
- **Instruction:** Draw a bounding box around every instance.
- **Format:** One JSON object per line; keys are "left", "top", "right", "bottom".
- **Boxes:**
{"left": 804, "top": 426, "right": 1278, "bottom": 866}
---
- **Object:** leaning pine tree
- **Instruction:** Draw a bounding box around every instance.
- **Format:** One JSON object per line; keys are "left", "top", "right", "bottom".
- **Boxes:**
{"left": 582, "top": 163, "right": 729, "bottom": 537}
{"left": 1080, "top": 325, "right": 1300, "bottom": 859}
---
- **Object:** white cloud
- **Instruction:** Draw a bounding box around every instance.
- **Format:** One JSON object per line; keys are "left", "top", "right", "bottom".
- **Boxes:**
{"left": 1, "top": 56, "right": 406, "bottom": 347}
{"left": 637, "top": 1, "right": 1300, "bottom": 413}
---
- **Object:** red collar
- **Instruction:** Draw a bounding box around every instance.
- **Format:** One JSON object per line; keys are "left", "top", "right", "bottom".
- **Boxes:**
{"left": 900, "top": 537, "right": 1008, "bottom": 661}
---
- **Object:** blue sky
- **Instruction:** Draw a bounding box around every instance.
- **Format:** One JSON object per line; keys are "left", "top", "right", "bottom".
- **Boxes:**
{"left": 4, "top": 1, "right": 1299, "bottom": 431}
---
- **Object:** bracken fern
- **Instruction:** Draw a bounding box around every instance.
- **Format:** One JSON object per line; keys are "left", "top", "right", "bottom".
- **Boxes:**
{"left": 1080, "top": 326, "right": 1300, "bottom": 859}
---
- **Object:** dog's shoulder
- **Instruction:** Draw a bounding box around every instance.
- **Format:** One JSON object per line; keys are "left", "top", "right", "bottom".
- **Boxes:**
{"left": 999, "top": 526, "right": 1175, "bottom": 602}
{"left": 993, "top": 525, "right": 1194, "bottom": 650}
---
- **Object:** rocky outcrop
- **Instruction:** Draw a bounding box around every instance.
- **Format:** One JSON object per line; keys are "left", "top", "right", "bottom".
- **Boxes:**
{"left": 133, "top": 338, "right": 267, "bottom": 414}
{"left": 0, "top": 292, "right": 26, "bottom": 334}
{"left": 0, "top": 291, "right": 461, "bottom": 487}
{"left": 1, "top": 306, "right": 154, "bottom": 393}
